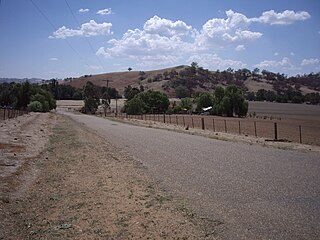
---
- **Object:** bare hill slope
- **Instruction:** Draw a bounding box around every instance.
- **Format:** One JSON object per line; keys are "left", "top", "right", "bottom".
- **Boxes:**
{"left": 62, "top": 66, "right": 187, "bottom": 95}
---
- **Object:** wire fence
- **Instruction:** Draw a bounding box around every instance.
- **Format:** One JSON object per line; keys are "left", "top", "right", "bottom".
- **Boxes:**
{"left": 107, "top": 113, "right": 320, "bottom": 146}
{"left": 0, "top": 107, "right": 29, "bottom": 121}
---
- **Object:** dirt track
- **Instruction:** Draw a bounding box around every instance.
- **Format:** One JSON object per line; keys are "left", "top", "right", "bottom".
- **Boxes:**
{"left": 0, "top": 113, "right": 217, "bottom": 239}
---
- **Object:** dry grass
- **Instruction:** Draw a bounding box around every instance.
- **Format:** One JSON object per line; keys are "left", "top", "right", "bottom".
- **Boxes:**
{"left": 60, "top": 66, "right": 187, "bottom": 96}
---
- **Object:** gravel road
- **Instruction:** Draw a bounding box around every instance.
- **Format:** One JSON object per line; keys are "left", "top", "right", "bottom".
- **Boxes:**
{"left": 61, "top": 111, "right": 320, "bottom": 240}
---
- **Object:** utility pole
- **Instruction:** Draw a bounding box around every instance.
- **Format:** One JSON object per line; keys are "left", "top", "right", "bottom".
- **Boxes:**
{"left": 115, "top": 93, "right": 118, "bottom": 117}
{"left": 104, "top": 79, "right": 110, "bottom": 117}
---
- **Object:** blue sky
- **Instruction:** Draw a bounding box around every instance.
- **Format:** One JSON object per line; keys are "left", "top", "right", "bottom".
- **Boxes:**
{"left": 0, "top": 0, "right": 319, "bottom": 79}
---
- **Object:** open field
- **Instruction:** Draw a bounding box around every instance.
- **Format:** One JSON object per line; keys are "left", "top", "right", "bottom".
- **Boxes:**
{"left": 248, "top": 101, "right": 320, "bottom": 124}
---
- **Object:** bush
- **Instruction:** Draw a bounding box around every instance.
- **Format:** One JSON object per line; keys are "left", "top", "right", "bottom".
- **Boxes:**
{"left": 28, "top": 101, "right": 43, "bottom": 112}
{"left": 30, "top": 91, "right": 56, "bottom": 112}
{"left": 172, "top": 105, "right": 183, "bottom": 114}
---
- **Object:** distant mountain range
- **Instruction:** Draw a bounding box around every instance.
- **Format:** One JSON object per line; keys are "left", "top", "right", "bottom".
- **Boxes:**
{"left": 0, "top": 78, "right": 45, "bottom": 84}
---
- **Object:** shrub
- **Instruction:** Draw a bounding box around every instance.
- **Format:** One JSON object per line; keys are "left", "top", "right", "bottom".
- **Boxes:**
{"left": 28, "top": 101, "right": 43, "bottom": 112}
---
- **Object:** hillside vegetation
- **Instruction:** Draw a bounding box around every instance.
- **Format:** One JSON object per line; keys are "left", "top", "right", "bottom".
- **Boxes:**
{"left": 62, "top": 63, "right": 320, "bottom": 104}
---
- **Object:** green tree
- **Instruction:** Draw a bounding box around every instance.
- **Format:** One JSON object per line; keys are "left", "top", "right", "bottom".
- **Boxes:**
{"left": 175, "top": 85, "right": 191, "bottom": 98}
{"left": 16, "top": 81, "right": 31, "bottom": 108}
{"left": 223, "top": 85, "right": 248, "bottom": 117}
{"left": 72, "top": 89, "right": 83, "bottom": 100}
{"left": 124, "top": 85, "right": 140, "bottom": 100}
{"left": 180, "top": 97, "right": 193, "bottom": 111}
{"left": 211, "top": 85, "right": 248, "bottom": 117}
{"left": 123, "top": 90, "right": 169, "bottom": 114}
{"left": 48, "top": 79, "right": 59, "bottom": 99}
{"left": 196, "top": 92, "right": 213, "bottom": 112}
{"left": 123, "top": 97, "right": 145, "bottom": 115}
{"left": 214, "top": 86, "right": 225, "bottom": 103}
{"left": 256, "top": 89, "right": 267, "bottom": 101}
{"left": 138, "top": 90, "right": 169, "bottom": 113}
{"left": 247, "top": 92, "right": 256, "bottom": 101}
{"left": 224, "top": 85, "right": 248, "bottom": 117}
{"left": 83, "top": 81, "right": 100, "bottom": 114}
{"left": 220, "top": 96, "right": 233, "bottom": 117}
{"left": 253, "top": 67, "right": 260, "bottom": 75}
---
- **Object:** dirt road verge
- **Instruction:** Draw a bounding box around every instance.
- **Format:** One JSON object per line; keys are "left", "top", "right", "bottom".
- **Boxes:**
{"left": 1, "top": 113, "right": 220, "bottom": 239}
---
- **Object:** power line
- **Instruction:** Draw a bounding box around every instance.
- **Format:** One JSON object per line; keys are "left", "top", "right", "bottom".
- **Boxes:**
{"left": 29, "top": 0, "right": 91, "bottom": 69}
{"left": 63, "top": 0, "right": 105, "bottom": 71}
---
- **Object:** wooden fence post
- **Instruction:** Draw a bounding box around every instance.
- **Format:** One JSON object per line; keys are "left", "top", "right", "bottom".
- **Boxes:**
{"left": 201, "top": 117, "right": 205, "bottom": 130}
{"left": 238, "top": 120, "right": 241, "bottom": 135}
{"left": 254, "top": 121, "right": 257, "bottom": 137}
{"left": 224, "top": 119, "right": 227, "bottom": 133}
{"left": 274, "top": 122, "right": 278, "bottom": 140}
{"left": 212, "top": 118, "right": 215, "bottom": 132}
{"left": 183, "top": 116, "right": 185, "bottom": 127}
{"left": 163, "top": 114, "right": 166, "bottom": 123}
{"left": 191, "top": 117, "right": 194, "bottom": 128}
{"left": 299, "top": 125, "right": 302, "bottom": 144}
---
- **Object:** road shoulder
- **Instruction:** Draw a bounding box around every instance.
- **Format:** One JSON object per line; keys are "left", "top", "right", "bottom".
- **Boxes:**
{"left": 1, "top": 113, "right": 220, "bottom": 239}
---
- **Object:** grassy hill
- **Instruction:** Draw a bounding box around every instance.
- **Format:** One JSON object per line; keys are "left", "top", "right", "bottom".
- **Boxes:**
{"left": 61, "top": 66, "right": 188, "bottom": 97}
{"left": 61, "top": 65, "right": 320, "bottom": 99}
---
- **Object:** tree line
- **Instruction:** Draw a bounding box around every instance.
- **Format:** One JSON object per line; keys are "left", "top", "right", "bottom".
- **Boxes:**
{"left": 0, "top": 81, "right": 56, "bottom": 112}
{"left": 119, "top": 83, "right": 248, "bottom": 117}
{"left": 247, "top": 89, "right": 320, "bottom": 104}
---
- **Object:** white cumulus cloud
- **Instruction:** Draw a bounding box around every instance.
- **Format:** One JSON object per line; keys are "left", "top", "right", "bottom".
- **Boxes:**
{"left": 235, "top": 45, "right": 245, "bottom": 51}
{"left": 95, "top": 9, "right": 310, "bottom": 70}
{"left": 96, "top": 16, "right": 196, "bottom": 66}
{"left": 254, "top": 57, "right": 293, "bottom": 69}
{"left": 195, "top": 10, "right": 262, "bottom": 48}
{"left": 79, "top": 8, "right": 89, "bottom": 13}
{"left": 87, "top": 65, "right": 103, "bottom": 71}
{"left": 143, "top": 15, "right": 194, "bottom": 37}
{"left": 50, "top": 20, "right": 112, "bottom": 39}
{"left": 252, "top": 10, "right": 310, "bottom": 25}
{"left": 49, "top": 57, "right": 58, "bottom": 61}
{"left": 136, "top": 55, "right": 181, "bottom": 67}
{"left": 97, "top": 8, "right": 112, "bottom": 15}
{"left": 301, "top": 58, "right": 320, "bottom": 66}
{"left": 187, "top": 54, "right": 247, "bottom": 70}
